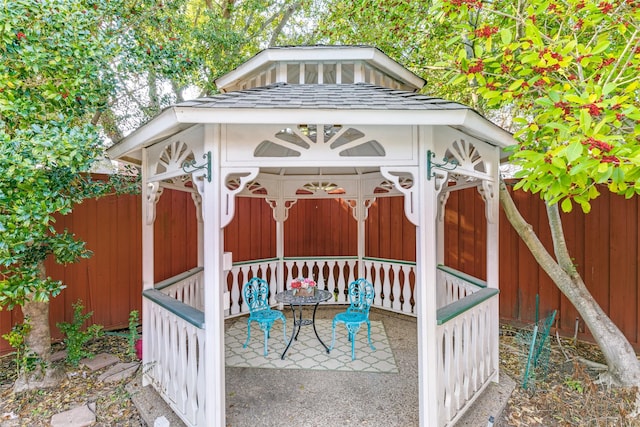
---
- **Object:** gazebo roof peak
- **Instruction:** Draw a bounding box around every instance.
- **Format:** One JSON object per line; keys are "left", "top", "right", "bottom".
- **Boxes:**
{"left": 214, "top": 45, "right": 426, "bottom": 93}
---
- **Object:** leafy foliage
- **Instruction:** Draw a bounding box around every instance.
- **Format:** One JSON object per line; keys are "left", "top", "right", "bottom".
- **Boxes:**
{"left": 57, "top": 301, "right": 104, "bottom": 366}
{"left": 1, "top": 318, "right": 41, "bottom": 377}
{"left": 0, "top": 0, "right": 138, "bottom": 310}
{"left": 432, "top": 0, "right": 640, "bottom": 212}
{"left": 313, "top": 0, "right": 477, "bottom": 105}
{"left": 127, "top": 310, "right": 140, "bottom": 360}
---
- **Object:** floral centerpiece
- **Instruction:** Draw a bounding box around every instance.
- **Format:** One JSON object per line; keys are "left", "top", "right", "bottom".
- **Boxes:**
{"left": 290, "top": 277, "right": 316, "bottom": 296}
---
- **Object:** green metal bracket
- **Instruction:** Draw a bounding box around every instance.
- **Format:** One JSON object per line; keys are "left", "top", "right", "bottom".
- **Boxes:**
{"left": 182, "top": 151, "right": 212, "bottom": 182}
{"left": 427, "top": 150, "right": 459, "bottom": 180}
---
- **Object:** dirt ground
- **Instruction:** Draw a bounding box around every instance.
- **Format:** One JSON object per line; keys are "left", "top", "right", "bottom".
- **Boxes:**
{"left": 0, "top": 324, "right": 638, "bottom": 426}
{"left": 496, "top": 324, "right": 638, "bottom": 426}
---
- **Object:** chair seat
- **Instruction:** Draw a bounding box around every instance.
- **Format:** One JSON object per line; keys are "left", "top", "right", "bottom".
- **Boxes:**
{"left": 333, "top": 311, "right": 367, "bottom": 325}
{"left": 252, "top": 309, "right": 286, "bottom": 323}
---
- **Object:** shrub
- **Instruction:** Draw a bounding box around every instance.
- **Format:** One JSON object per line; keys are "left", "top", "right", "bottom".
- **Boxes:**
{"left": 57, "top": 300, "right": 103, "bottom": 366}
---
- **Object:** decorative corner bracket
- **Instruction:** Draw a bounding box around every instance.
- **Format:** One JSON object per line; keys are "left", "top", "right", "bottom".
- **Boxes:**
{"left": 182, "top": 151, "right": 212, "bottom": 182}
{"left": 427, "top": 150, "right": 459, "bottom": 180}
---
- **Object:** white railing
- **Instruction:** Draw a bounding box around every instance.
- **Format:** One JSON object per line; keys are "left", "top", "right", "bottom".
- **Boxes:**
{"left": 284, "top": 256, "right": 358, "bottom": 304}
{"left": 143, "top": 289, "right": 206, "bottom": 427}
{"left": 151, "top": 262, "right": 497, "bottom": 427}
{"left": 225, "top": 258, "right": 278, "bottom": 316}
{"left": 364, "top": 257, "right": 416, "bottom": 315}
{"left": 156, "top": 267, "right": 204, "bottom": 311}
{"left": 436, "top": 287, "right": 499, "bottom": 426}
{"left": 436, "top": 264, "right": 486, "bottom": 308}
{"left": 224, "top": 256, "right": 418, "bottom": 316}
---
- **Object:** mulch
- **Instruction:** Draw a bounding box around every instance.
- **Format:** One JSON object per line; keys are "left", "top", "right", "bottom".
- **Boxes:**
{"left": 0, "top": 333, "right": 142, "bottom": 426}
{"left": 497, "top": 324, "right": 638, "bottom": 426}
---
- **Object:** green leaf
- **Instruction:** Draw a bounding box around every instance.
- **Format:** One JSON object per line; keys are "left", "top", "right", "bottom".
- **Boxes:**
{"left": 603, "top": 82, "right": 617, "bottom": 96}
{"left": 561, "top": 198, "right": 573, "bottom": 213}
{"left": 508, "top": 79, "right": 525, "bottom": 91}
{"left": 565, "top": 142, "right": 583, "bottom": 163}
{"left": 500, "top": 29, "right": 512, "bottom": 45}
{"left": 592, "top": 40, "right": 611, "bottom": 55}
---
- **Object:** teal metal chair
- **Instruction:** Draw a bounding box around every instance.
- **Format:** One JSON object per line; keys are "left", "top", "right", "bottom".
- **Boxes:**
{"left": 329, "top": 278, "right": 376, "bottom": 360}
{"left": 243, "top": 277, "right": 287, "bottom": 356}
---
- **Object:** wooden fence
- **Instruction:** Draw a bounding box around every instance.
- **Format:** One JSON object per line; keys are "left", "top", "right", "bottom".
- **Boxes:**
{"left": 1, "top": 182, "right": 639, "bottom": 355}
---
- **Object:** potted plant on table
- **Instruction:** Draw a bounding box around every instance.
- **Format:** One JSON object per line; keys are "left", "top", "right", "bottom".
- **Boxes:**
{"left": 291, "top": 278, "right": 316, "bottom": 297}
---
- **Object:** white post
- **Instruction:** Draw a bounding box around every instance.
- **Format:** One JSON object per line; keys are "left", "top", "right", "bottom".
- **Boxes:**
{"left": 483, "top": 147, "right": 501, "bottom": 383}
{"left": 202, "top": 124, "right": 225, "bottom": 427}
{"left": 276, "top": 210, "right": 285, "bottom": 294}
{"left": 357, "top": 180, "right": 366, "bottom": 278}
{"left": 192, "top": 192, "right": 204, "bottom": 267}
{"left": 416, "top": 126, "right": 440, "bottom": 426}
{"left": 140, "top": 148, "right": 155, "bottom": 387}
{"left": 273, "top": 184, "right": 287, "bottom": 294}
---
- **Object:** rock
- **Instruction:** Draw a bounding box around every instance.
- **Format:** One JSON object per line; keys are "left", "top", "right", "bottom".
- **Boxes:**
{"left": 80, "top": 353, "right": 119, "bottom": 371}
{"left": 98, "top": 362, "right": 140, "bottom": 383}
{"left": 50, "top": 404, "right": 95, "bottom": 427}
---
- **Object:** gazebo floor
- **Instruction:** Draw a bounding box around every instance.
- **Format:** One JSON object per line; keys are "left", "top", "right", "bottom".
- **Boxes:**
{"left": 225, "top": 306, "right": 514, "bottom": 427}
{"left": 225, "top": 307, "right": 419, "bottom": 427}
{"left": 130, "top": 307, "right": 514, "bottom": 426}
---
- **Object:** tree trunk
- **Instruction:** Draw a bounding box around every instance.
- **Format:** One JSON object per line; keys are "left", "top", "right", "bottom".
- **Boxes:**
{"left": 13, "top": 261, "right": 64, "bottom": 392}
{"left": 499, "top": 180, "right": 640, "bottom": 388}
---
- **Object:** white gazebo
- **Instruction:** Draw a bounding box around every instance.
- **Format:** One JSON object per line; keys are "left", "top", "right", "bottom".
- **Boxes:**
{"left": 107, "top": 45, "right": 515, "bottom": 427}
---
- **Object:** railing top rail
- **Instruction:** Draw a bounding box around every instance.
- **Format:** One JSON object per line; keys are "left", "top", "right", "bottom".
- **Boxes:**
{"left": 436, "top": 288, "right": 499, "bottom": 325}
{"left": 363, "top": 256, "right": 417, "bottom": 266}
{"left": 155, "top": 267, "right": 204, "bottom": 291}
{"left": 283, "top": 256, "right": 358, "bottom": 261}
{"left": 143, "top": 289, "right": 205, "bottom": 329}
{"left": 437, "top": 264, "right": 487, "bottom": 288}
{"left": 231, "top": 257, "right": 279, "bottom": 266}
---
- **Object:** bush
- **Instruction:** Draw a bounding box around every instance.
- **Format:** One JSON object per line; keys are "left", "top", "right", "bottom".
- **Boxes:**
{"left": 57, "top": 300, "right": 103, "bottom": 366}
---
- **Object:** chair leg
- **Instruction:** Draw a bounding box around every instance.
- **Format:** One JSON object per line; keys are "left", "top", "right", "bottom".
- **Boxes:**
{"left": 243, "top": 320, "right": 252, "bottom": 349}
{"left": 346, "top": 324, "right": 361, "bottom": 361}
{"left": 329, "top": 321, "right": 337, "bottom": 351}
{"left": 351, "top": 334, "right": 356, "bottom": 361}
{"left": 263, "top": 328, "right": 269, "bottom": 356}
{"left": 367, "top": 321, "right": 376, "bottom": 351}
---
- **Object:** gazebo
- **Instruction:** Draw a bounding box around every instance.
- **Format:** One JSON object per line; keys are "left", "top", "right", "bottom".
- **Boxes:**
{"left": 106, "top": 45, "right": 515, "bottom": 427}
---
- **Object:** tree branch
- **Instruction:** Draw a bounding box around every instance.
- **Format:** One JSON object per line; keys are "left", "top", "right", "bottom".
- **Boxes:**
{"left": 546, "top": 202, "right": 578, "bottom": 276}
{"left": 268, "top": 2, "right": 301, "bottom": 47}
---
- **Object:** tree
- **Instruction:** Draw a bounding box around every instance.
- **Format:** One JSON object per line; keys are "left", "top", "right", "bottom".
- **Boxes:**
{"left": 430, "top": 0, "right": 640, "bottom": 389}
{"left": 0, "top": 0, "right": 320, "bottom": 391}
{"left": 108, "top": 0, "right": 319, "bottom": 134}
{"left": 0, "top": 0, "right": 131, "bottom": 391}
{"left": 316, "top": 0, "right": 640, "bottom": 389}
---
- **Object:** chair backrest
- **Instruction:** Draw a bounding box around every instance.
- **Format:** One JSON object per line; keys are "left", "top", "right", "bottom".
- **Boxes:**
{"left": 243, "top": 277, "right": 270, "bottom": 313}
{"left": 346, "top": 278, "right": 374, "bottom": 316}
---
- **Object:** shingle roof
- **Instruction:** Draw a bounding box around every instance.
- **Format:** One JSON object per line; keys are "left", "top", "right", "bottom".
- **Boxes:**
{"left": 174, "top": 83, "right": 471, "bottom": 112}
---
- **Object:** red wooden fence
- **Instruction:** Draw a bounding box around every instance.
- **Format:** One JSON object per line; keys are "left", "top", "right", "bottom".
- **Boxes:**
{"left": 2, "top": 183, "right": 639, "bottom": 355}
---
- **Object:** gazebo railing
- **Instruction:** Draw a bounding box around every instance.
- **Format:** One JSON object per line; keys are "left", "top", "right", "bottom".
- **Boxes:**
{"left": 436, "top": 265, "right": 486, "bottom": 308}
{"left": 156, "top": 267, "right": 204, "bottom": 311}
{"left": 224, "top": 256, "right": 417, "bottom": 316}
{"left": 436, "top": 286, "right": 499, "bottom": 426}
{"left": 142, "top": 288, "right": 206, "bottom": 427}
{"left": 150, "top": 262, "right": 496, "bottom": 427}
{"left": 363, "top": 257, "right": 416, "bottom": 315}
{"left": 153, "top": 259, "right": 485, "bottom": 319}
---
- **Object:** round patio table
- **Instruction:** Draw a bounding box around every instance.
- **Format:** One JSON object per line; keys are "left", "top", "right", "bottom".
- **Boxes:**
{"left": 275, "top": 288, "right": 332, "bottom": 360}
